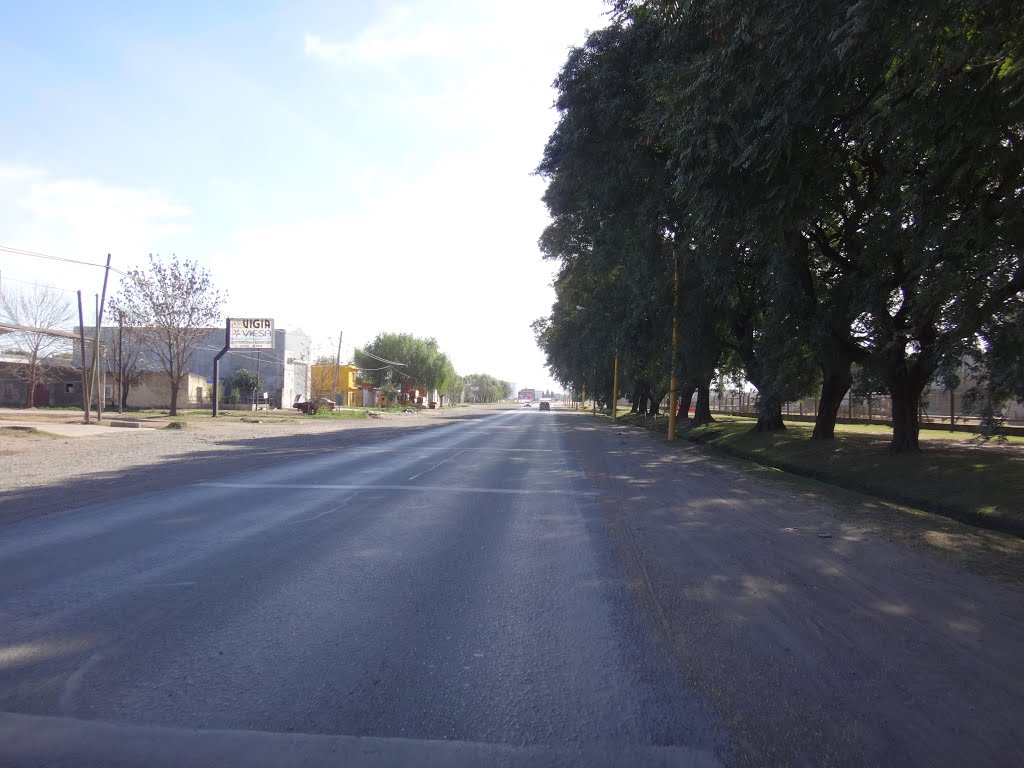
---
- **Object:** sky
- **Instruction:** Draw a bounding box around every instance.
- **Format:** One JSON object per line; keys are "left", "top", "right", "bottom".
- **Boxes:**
{"left": 0, "top": 0, "right": 611, "bottom": 393}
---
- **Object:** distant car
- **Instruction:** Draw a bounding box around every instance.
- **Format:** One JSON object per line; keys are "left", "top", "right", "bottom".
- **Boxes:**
{"left": 523, "top": 401, "right": 532, "bottom": 407}
{"left": 539, "top": 401, "right": 550, "bottom": 411}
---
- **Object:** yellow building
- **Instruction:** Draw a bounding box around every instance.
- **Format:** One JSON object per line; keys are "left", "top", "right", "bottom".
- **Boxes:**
{"left": 310, "top": 363, "right": 361, "bottom": 407}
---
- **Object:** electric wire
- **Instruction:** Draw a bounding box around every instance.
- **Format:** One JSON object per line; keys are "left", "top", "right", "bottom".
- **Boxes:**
{"left": 0, "top": 244, "right": 128, "bottom": 275}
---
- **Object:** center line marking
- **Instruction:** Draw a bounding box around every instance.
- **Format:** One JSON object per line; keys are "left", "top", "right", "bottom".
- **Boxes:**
{"left": 197, "top": 482, "right": 597, "bottom": 497}
{"left": 409, "top": 449, "right": 466, "bottom": 481}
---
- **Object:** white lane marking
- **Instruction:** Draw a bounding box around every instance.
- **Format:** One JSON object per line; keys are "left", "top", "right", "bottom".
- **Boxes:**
{"left": 59, "top": 651, "right": 104, "bottom": 714}
{"left": 197, "top": 482, "right": 597, "bottom": 497}
{"left": 288, "top": 491, "right": 362, "bottom": 525}
{"left": 408, "top": 449, "right": 466, "bottom": 481}
{"left": 142, "top": 581, "right": 198, "bottom": 587}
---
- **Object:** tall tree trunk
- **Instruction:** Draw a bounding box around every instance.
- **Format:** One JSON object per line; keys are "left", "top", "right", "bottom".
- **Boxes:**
{"left": 753, "top": 403, "right": 785, "bottom": 432}
{"left": 889, "top": 368, "right": 924, "bottom": 453}
{"left": 753, "top": 388, "right": 785, "bottom": 432}
{"left": 121, "top": 380, "right": 131, "bottom": 409}
{"left": 693, "top": 379, "right": 715, "bottom": 425}
{"left": 169, "top": 374, "right": 180, "bottom": 416}
{"left": 649, "top": 388, "right": 665, "bottom": 417}
{"left": 25, "top": 353, "right": 39, "bottom": 407}
{"left": 679, "top": 381, "right": 697, "bottom": 423}
{"left": 812, "top": 367, "right": 853, "bottom": 440}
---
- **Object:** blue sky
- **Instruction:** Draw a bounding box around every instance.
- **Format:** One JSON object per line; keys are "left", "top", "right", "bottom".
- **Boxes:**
{"left": 0, "top": 1, "right": 610, "bottom": 392}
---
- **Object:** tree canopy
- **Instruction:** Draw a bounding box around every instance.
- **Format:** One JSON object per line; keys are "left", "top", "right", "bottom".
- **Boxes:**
{"left": 110, "top": 255, "right": 224, "bottom": 416}
{"left": 535, "top": 0, "right": 1024, "bottom": 451}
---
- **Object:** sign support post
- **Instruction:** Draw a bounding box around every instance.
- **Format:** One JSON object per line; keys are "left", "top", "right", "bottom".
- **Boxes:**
{"left": 213, "top": 318, "right": 275, "bottom": 417}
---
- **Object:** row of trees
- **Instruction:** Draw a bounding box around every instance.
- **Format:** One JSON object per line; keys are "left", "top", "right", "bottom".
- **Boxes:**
{"left": 355, "top": 332, "right": 512, "bottom": 406}
{"left": 534, "top": 0, "right": 1023, "bottom": 452}
{"left": 0, "top": 254, "right": 222, "bottom": 417}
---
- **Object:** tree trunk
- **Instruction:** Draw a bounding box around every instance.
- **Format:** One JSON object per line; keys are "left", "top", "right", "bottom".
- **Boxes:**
{"left": 753, "top": 408, "right": 785, "bottom": 431}
{"left": 889, "top": 371, "right": 923, "bottom": 453}
{"left": 753, "top": 395, "right": 785, "bottom": 432}
{"left": 169, "top": 374, "right": 180, "bottom": 416}
{"left": 630, "top": 385, "right": 642, "bottom": 414}
{"left": 679, "top": 381, "right": 697, "bottom": 423}
{"left": 811, "top": 367, "right": 852, "bottom": 440}
{"left": 649, "top": 388, "right": 665, "bottom": 417}
{"left": 25, "top": 353, "right": 40, "bottom": 407}
{"left": 121, "top": 380, "right": 131, "bottom": 409}
{"left": 693, "top": 380, "right": 715, "bottom": 425}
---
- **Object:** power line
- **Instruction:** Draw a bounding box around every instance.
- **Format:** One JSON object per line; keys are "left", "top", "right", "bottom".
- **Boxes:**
{"left": 353, "top": 347, "right": 407, "bottom": 366}
{"left": 0, "top": 244, "right": 127, "bottom": 275}
{"left": 0, "top": 273, "right": 86, "bottom": 296}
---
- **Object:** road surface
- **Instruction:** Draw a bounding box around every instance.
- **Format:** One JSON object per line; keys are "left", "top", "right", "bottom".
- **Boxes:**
{"left": 1, "top": 407, "right": 1021, "bottom": 766}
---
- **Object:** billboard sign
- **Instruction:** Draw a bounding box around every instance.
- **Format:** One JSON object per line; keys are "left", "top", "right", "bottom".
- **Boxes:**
{"left": 228, "top": 318, "right": 275, "bottom": 349}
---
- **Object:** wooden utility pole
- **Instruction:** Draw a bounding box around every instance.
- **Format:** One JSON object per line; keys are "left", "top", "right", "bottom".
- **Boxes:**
{"left": 612, "top": 352, "right": 619, "bottom": 423}
{"left": 117, "top": 310, "right": 124, "bottom": 414}
{"left": 668, "top": 250, "right": 679, "bottom": 441}
{"left": 333, "top": 331, "right": 343, "bottom": 406}
{"left": 77, "top": 291, "right": 90, "bottom": 423}
{"left": 89, "top": 254, "right": 112, "bottom": 420}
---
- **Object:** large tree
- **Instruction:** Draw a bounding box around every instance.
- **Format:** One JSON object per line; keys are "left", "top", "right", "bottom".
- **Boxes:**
{"left": 111, "top": 255, "right": 224, "bottom": 416}
{"left": 539, "top": 0, "right": 1024, "bottom": 452}
{"left": 354, "top": 332, "right": 456, "bottom": 404}
{"left": 0, "top": 283, "right": 74, "bottom": 407}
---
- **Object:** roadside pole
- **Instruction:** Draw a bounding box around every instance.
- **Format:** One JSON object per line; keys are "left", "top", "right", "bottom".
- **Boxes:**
{"left": 668, "top": 251, "right": 679, "bottom": 441}
{"left": 77, "top": 291, "right": 90, "bottom": 424}
{"left": 212, "top": 325, "right": 229, "bottom": 417}
{"left": 612, "top": 352, "right": 619, "bottom": 423}
{"left": 333, "top": 331, "right": 342, "bottom": 406}
{"left": 90, "top": 254, "right": 111, "bottom": 421}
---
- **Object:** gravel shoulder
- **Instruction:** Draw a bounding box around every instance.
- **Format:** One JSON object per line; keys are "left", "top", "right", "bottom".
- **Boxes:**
{"left": 565, "top": 413, "right": 1024, "bottom": 767}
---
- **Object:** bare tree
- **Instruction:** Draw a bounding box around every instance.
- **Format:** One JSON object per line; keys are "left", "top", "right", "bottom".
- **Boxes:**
{"left": 0, "top": 284, "right": 74, "bottom": 407}
{"left": 111, "top": 255, "right": 224, "bottom": 416}
{"left": 107, "top": 308, "right": 152, "bottom": 411}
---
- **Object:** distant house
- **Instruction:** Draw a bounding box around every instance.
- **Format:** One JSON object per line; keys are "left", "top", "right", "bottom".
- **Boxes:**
{"left": 310, "top": 363, "right": 360, "bottom": 407}
{"left": 0, "top": 355, "right": 82, "bottom": 408}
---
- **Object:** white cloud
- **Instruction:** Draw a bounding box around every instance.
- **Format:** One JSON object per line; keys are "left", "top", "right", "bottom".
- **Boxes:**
{"left": 303, "top": 34, "right": 345, "bottom": 62}
{"left": 206, "top": 141, "right": 560, "bottom": 387}
{"left": 0, "top": 166, "right": 192, "bottom": 294}
{"left": 304, "top": 5, "right": 467, "bottom": 65}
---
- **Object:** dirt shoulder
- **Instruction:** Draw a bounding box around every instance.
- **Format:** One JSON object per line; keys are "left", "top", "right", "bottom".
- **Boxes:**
{"left": 564, "top": 412, "right": 1024, "bottom": 766}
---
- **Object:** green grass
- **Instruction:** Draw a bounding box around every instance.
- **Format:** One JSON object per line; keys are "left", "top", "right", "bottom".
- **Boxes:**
{"left": 615, "top": 413, "right": 1024, "bottom": 538}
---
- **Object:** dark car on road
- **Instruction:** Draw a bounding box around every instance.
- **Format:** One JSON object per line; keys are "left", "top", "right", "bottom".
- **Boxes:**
{"left": 539, "top": 401, "right": 551, "bottom": 411}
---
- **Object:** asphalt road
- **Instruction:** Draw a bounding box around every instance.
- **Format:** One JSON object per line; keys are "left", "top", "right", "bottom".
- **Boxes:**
{"left": 0, "top": 408, "right": 721, "bottom": 767}
{"left": 2, "top": 407, "right": 1022, "bottom": 767}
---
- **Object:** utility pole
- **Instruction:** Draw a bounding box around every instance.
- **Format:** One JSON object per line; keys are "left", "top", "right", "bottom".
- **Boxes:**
{"left": 117, "top": 310, "right": 124, "bottom": 414}
{"left": 612, "top": 352, "right": 619, "bottom": 423}
{"left": 90, "top": 254, "right": 112, "bottom": 421}
{"left": 668, "top": 249, "right": 679, "bottom": 441}
{"left": 77, "top": 291, "right": 90, "bottom": 423}
{"left": 333, "top": 331, "right": 343, "bottom": 406}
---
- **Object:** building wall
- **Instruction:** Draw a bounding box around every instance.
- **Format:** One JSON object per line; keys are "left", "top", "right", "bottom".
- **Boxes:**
{"left": 123, "top": 371, "right": 208, "bottom": 409}
{"left": 75, "top": 325, "right": 312, "bottom": 409}
{"left": 310, "top": 364, "right": 359, "bottom": 406}
{"left": 0, "top": 359, "right": 84, "bottom": 407}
